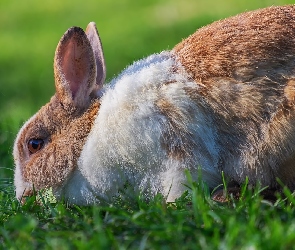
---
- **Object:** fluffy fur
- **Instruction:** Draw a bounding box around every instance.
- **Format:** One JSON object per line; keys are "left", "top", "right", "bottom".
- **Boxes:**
{"left": 14, "top": 5, "right": 295, "bottom": 205}
{"left": 65, "top": 52, "right": 221, "bottom": 204}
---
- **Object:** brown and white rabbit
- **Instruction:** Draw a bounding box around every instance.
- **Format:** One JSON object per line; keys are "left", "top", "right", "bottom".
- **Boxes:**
{"left": 14, "top": 5, "right": 295, "bottom": 205}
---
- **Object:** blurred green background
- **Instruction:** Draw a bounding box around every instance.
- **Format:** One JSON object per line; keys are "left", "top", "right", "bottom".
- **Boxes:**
{"left": 1, "top": 0, "right": 294, "bottom": 179}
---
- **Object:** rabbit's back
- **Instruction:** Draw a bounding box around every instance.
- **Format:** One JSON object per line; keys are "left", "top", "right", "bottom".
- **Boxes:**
{"left": 174, "top": 5, "right": 295, "bottom": 82}
{"left": 174, "top": 5, "right": 295, "bottom": 188}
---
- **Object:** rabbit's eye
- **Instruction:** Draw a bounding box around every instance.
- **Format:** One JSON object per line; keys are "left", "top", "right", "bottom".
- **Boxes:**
{"left": 28, "top": 139, "right": 44, "bottom": 154}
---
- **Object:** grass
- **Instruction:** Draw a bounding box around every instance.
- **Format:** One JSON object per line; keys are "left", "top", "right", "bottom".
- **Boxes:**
{"left": 3, "top": 180, "right": 295, "bottom": 248}
{"left": 1, "top": 0, "right": 295, "bottom": 248}
{"left": 2, "top": 179, "right": 295, "bottom": 249}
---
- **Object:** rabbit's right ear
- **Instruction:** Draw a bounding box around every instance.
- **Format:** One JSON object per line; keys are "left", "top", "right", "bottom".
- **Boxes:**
{"left": 54, "top": 26, "right": 99, "bottom": 109}
{"left": 86, "top": 22, "right": 106, "bottom": 89}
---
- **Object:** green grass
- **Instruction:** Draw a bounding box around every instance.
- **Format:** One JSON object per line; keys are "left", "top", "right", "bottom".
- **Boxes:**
{"left": 2, "top": 0, "right": 295, "bottom": 248}
{"left": 2, "top": 179, "right": 295, "bottom": 249}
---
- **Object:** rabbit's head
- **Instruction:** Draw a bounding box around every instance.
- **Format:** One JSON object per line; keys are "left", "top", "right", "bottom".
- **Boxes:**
{"left": 13, "top": 23, "right": 106, "bottom": 201}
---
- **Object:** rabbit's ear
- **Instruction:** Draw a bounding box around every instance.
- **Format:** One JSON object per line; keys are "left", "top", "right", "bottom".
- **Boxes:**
{"left": 86, "top": 22, "right": 106, "bottom": 89}
{"left": 54, "top": 26, "right": 97, "bottom": 109}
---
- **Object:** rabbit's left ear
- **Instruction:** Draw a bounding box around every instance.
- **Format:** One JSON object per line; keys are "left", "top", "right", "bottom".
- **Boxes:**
{"left": 86, "top": 22, "right": 106, "bottom": 89}
{"left": 54, "top": 26, "right": 97, "bottom": 109}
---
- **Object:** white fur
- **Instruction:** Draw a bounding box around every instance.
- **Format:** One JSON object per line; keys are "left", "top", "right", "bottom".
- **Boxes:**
{"left": 60, "top": 51, "right": 221, "bottom": 204}
{"left": 13, "top": 114, "right": 36, "bottom": 200}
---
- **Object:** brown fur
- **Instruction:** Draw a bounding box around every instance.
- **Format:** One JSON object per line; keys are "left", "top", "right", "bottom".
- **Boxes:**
{"left": 173, "top": 5, "right": 295, "bottom": 188}
{"left": 174, "top": 5, "right": 295, "bottom": 83}
{"left": 156, "top": 98, "right": 192, "bottom": 160}
{"left": 16, "top": 96, "right": 99, "bottom": 190}
{"left": 156, "top": 97, "right": 215, "bottom": 165}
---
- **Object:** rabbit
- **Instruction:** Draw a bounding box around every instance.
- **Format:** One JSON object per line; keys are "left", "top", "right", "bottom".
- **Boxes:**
{"left": 13, "top": 5, "right": 295, "bottom": 205}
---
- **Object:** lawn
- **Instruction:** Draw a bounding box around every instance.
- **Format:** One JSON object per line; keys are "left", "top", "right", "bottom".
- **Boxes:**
{"left": 1, "top": 0, "right": 295, "bottom": 248}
